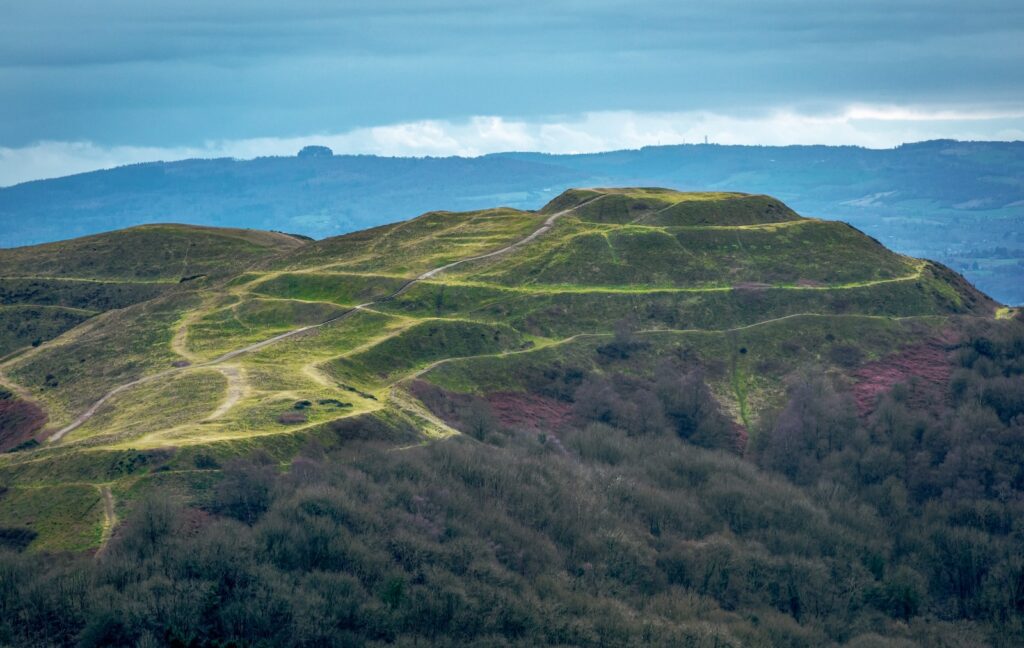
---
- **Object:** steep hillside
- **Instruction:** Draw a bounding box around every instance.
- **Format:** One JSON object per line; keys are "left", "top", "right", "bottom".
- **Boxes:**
{"left": 0, "top": 189, "right": 1019, "bottom": 646}
{"left": 0, "top": 224, "right": 303, "bottom": 358}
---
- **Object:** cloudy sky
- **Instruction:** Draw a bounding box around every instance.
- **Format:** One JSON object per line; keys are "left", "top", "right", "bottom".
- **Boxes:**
{"left": 2, "top": 0, "right": 1023, "bottom": 185}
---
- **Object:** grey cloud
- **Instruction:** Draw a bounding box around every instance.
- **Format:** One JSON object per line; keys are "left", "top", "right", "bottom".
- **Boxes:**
{"left": 0, "top": 1, "right": 1021, "bottom": 147}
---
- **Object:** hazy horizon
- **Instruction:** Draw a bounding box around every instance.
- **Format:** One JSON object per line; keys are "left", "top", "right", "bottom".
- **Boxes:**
{"left": 3, "top": 130, "right": 1024, "bottom": 189}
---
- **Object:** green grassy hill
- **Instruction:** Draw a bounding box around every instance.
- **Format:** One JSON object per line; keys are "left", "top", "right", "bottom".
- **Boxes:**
{"left": 0, "top": 224, "right": 304, "bottom": 358}
{"left": 0, "top": 185, "right": 996, "bottom": 497}
{"left": 0, "top": 224, "right": 303, "bottom": 281}
{"left": 0, "top": 189, "right": 1019, "bottom": 646}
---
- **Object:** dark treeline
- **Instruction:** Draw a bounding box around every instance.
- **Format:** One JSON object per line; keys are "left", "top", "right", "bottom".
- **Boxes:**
{"left": 1, "top": 323, "right": 1023, "bottom": 646}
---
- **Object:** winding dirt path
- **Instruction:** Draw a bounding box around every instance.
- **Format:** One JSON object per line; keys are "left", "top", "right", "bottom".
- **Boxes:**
{"left": 48, "top": 369, "right": 178, "bottom": 442}
{"left": 409, "top": 200, "right": 587, "bottom": 283}
{"left": 204, "top": 365, "right": 245, "bottom": 421}
{"left": 170, "top": 296, "right": 219, "bottom": 364}
{"left": 45, "top": 197, "right": 603, "bottom": 443}
{"left": 95, "top": 486, "right": 117, "bottom": 557}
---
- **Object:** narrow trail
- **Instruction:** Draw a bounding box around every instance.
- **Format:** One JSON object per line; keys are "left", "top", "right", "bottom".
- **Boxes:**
{"left": 403, "top": 334, "right": 595, "bottom": 383}
{"left": 48, "top": 370, "right": 178, "bottom": 442}
{"left": 95, "top": 486, "right": 117, "bottom": 557}
{"left": 45, "top": 197, "right": 604, "bottom": 444}
{"left": 408, "top": 199, "right": 590, "bottom": 284}
{"left": 170, "top": 295, "right": 219, "bottom": 364}
{"left": 205, "top": 366, "right": 245, "bottom": 421}
{"left": 402, "top": 312, "right": 935, "bottom": 383}
{"left": 0, "top": 275, "right": 177, "bottom": 285}
{"left": 0, "top": 367, "right": 36, "bottom": 402}
{"left": 387, "top": 386, "right": 460, "bottom": 439}
{"left": 302, "top": 364, "right": 335, "bottom": 388}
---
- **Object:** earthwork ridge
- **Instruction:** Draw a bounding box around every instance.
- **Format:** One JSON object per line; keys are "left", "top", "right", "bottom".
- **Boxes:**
{"left": 0, "top": 187, "right": 994, "bottom": 467}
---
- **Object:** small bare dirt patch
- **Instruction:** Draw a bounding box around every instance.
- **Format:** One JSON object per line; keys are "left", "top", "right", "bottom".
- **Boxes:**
{"left": 278, "top": 411, "right": 308, "bottom": 425}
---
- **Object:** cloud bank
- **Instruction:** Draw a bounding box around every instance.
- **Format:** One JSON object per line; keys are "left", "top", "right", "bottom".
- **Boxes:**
{"left": 2, "top": 106, "right": 1023, "bottom": 187}
{"left": 2, "top": 1, "right": 1022, "bottom": 149}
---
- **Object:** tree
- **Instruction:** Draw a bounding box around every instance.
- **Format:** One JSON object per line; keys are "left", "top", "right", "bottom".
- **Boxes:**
{"left": 758, "top": 371, "right": 856, "bottom": 483}
{"left": 463, "top": 398, "right": 497, "bottom": 440}
{"left": 655, "top": 364, "right": 734, "bottom": 449}
{"left": 214, "top": 455, "right": 277, "bottom": 525}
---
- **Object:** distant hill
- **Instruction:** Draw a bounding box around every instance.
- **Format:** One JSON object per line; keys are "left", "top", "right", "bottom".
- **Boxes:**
{"left": 1, "top": 140, "right": 1022, "bottom": 303}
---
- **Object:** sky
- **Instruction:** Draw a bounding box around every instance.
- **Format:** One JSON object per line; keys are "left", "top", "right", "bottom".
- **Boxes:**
{"left": 2, "top": 0, "right": 1023, "bottom": 186}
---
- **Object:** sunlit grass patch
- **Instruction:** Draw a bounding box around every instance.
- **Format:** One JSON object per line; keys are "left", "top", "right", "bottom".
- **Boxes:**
{"left": 64, "top": 368, "right": 226, "bottom": 444}
{"left": 240, "top": 308, "right": 406, "bottom": 366}
{"left": 325, "top": 319, "right": 531, "bottom": 387}
{"left": 161, "top": 391, "right": 382, "bottom": 447}
{"left": 184, "top": 297, "right": 349, "bottom": 359}
{"left": 247, "top": 272, "right": 408, "bottom": 305}
{"left": 0, "top": 484, "right": 103, "bottom": 552}
{"left": 270, "top": 207, "right": 542, "bottom": 277}
{"left": 5, "top": 292, "right": 202, "bottom": 426}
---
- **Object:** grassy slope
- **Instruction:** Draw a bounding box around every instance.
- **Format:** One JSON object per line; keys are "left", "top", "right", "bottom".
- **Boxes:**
{"left": 184, "top": 297, "right": 350, "bottom": 358}
{"left": 4, "top": 291, "right": 203, "bottom": 425}
{"left": 422, "top": 313, "right": 948, "bottom": 427}
{"left": 0, "top": 224, "right": 302, "bottom": 281}
{"left": 0, "top": 188, "right": 999, "bottom": 552}
{"left": 265, "top": 208, "right": 543, "bottom": 277}
{"left": 455, "top": 201, "right": 916, "bottom": 288}
{"left": 65, "top": 369, "right": 227, "bottom": 446}
{"left": 0, "top": 484, "right": 103, "bottom": 552}
{"left": 0, "top": 305, "right": 95, "bottom": 358}
{"left": 0, "top": 224, "right": 304, "bottom": 358}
